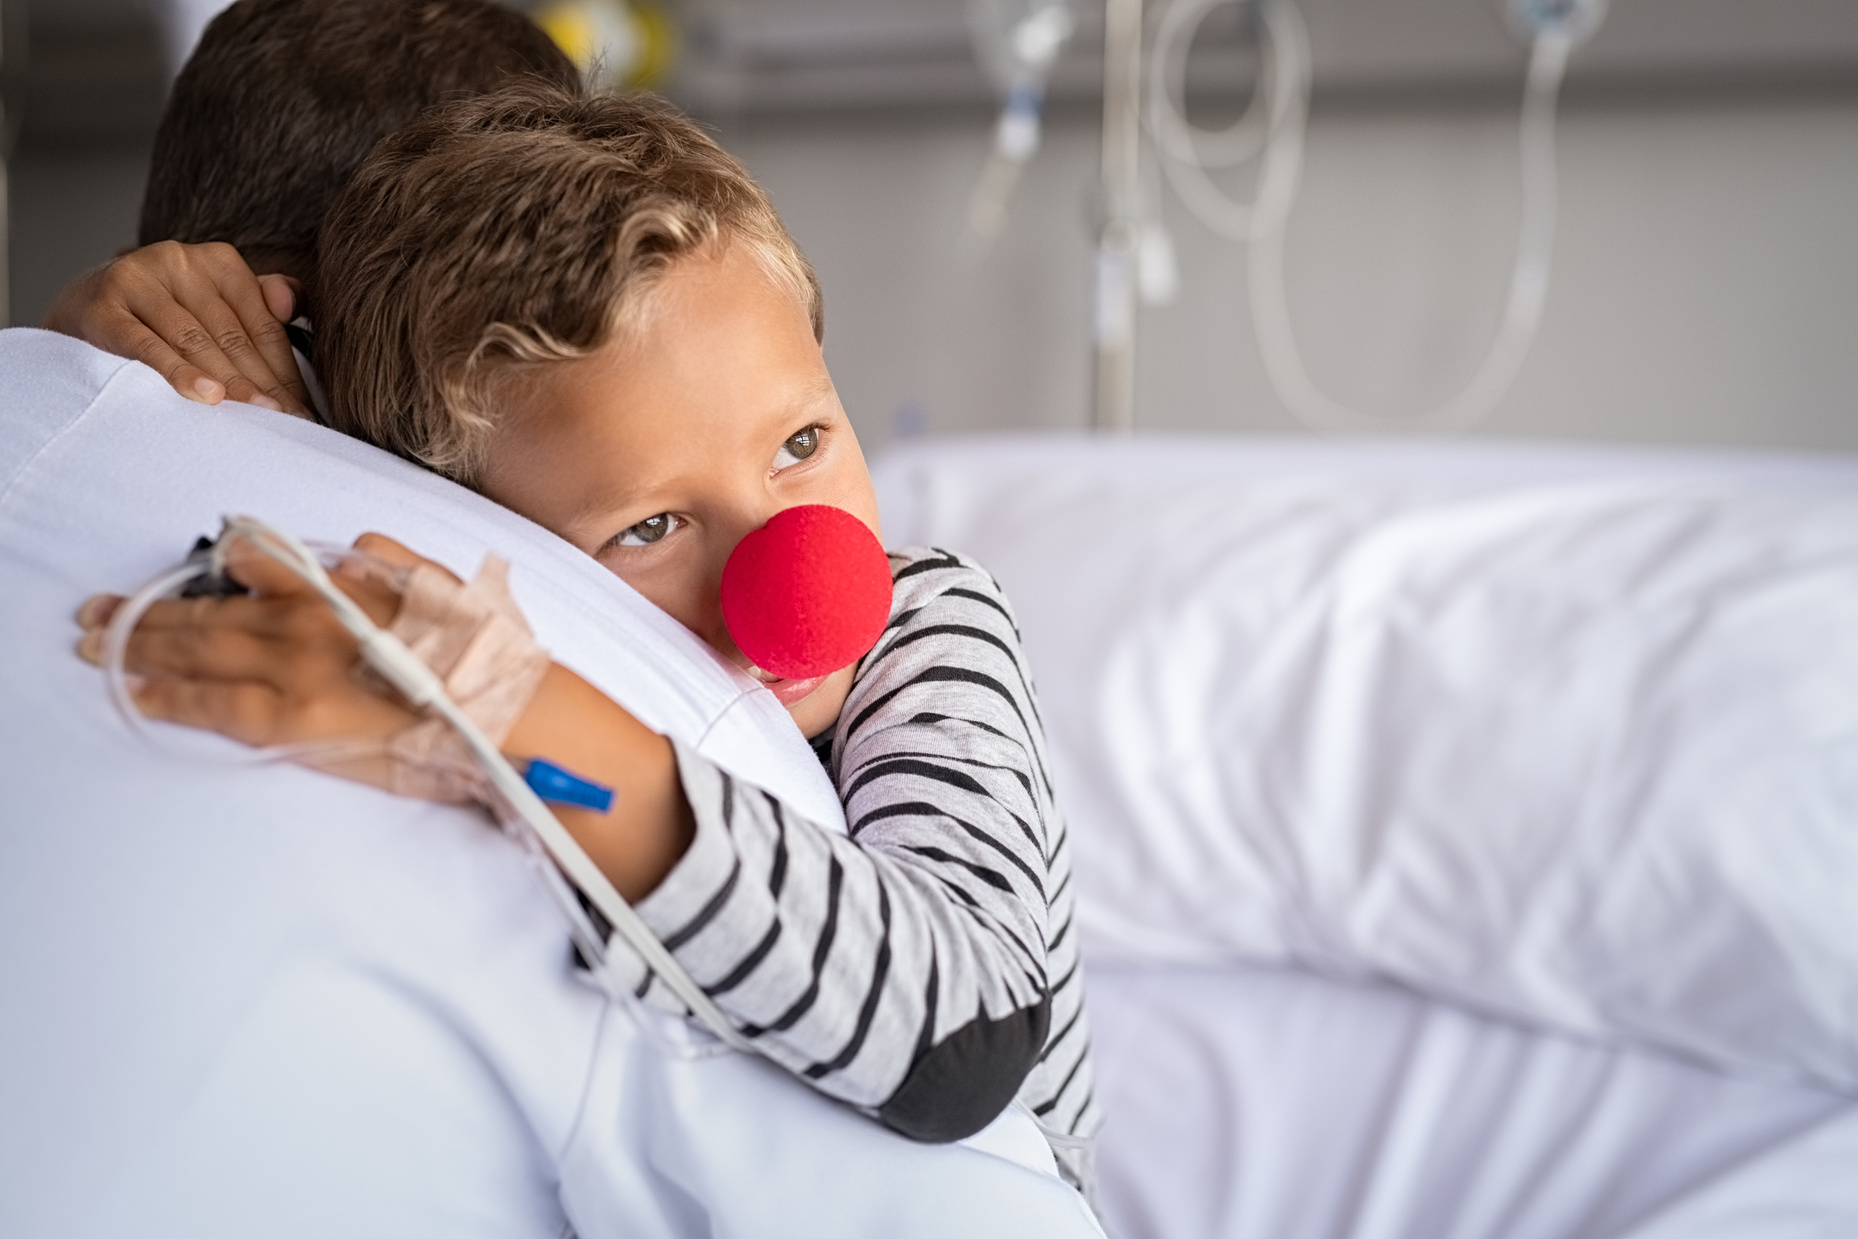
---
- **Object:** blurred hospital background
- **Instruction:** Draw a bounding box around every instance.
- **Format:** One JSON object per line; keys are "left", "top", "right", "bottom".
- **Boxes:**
{"left": 2, "top": 0, "right": 1854, "bottom": 455}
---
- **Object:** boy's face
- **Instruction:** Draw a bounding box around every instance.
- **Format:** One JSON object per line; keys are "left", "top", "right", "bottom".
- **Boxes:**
{"left": 477, "top": 244, "right": 882, "bottom": 740}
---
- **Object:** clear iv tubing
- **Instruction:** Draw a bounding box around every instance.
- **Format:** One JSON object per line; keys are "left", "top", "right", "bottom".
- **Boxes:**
{"left": 101, "top": 547, "right": 396, "bottom": 772}
{"left": 102, "top": 519, "right": 753, "bottom": 1056}
{"left": 1151, "top": 0, "right": 1575, "bottom": 433}
{"left": 1145, "top": 0, "right": 1284, "bottom": 237}
{"left": 968, "top": 0, "right": 1076, "bottom": 237}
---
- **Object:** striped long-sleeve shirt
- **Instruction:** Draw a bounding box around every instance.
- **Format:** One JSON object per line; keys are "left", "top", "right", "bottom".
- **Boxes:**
{"left": 618, "top": 547, "right": 1099, "bottom": 1148}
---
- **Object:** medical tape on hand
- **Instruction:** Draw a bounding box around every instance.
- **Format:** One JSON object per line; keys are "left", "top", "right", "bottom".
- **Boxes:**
{"left": 360, "top": 557, "right": 551, "bottom": 804}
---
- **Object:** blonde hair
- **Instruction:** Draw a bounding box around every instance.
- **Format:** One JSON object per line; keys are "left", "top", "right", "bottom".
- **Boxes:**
{"left": 315, "top": 83, "right": 822, "bottom": 481}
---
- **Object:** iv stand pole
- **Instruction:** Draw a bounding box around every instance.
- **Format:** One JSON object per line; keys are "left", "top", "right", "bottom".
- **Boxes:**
{"left": 1093, "top": 0, "right": 1143, "bottom": 431}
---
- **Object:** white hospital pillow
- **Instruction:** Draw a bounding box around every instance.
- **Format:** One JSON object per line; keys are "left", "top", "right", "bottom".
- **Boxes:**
{"left": 0, "top": 332, "right": 1096, "bottom": 1239}
{"left": 875, "top": 433, "right": 1858, "bottom": 1094}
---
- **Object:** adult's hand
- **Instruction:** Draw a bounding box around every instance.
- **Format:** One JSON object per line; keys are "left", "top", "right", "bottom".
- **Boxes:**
{"left": 44, "top": 240, "right": 311, "bottom": 415}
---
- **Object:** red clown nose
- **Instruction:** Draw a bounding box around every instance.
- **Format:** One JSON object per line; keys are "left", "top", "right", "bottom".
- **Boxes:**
{"left": 720, "top": 505, "right": 894, "bottom": 681}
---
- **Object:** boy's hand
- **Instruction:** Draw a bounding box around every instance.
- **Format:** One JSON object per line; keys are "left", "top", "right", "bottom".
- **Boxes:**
{"left": 76, "top": 532, "right": 693, "bottom": 898}
{"left": 73, "top": 533, "right": 428, "bottom": 774}
{"left": 45, "top": 241, "right": 311, "bottom": 416}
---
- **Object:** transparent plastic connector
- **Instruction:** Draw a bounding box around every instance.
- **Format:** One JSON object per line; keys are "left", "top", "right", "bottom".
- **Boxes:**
{"left": 1505, "top": 0, "right": 1609, "bottom": 45}
{"left": 968, "top": 0, "right": 1078, "bottom": 236}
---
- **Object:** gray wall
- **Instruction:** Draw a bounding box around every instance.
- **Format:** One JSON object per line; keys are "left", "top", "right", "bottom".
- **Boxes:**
{"left": 8, "top": 0, "right": 1856, "bottom": 458}
{"left": 723, "top": 88, "right": 1858, "bottom": 457}
{"left": 4, "top": 0, "right": 162, "bottom": 329}
{"left": 9, "top": 145, "right": 152, "bottom": 325}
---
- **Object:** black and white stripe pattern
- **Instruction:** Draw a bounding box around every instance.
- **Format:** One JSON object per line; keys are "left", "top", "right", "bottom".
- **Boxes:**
{"left": 628, "top": 547, "right": 1099, "bottom": 1145}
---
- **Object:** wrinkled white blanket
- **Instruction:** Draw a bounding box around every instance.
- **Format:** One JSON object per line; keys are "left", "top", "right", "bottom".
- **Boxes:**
{"left": 0, "top": 332, "right": 1096, "bottom": 1239}
{"left": 875, "top": 433, "right": 1858, "bottom": 1095}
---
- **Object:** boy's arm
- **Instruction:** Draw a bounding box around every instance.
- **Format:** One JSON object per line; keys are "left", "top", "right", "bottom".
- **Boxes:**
{"left": 621, "top": 551, "right": 1097, "bottom": 1143}
{"left": 45, "top": 241, "right": 311, "bottom": 416}
{"left": 500, "top": 664, "right": 694, "bottom": 900}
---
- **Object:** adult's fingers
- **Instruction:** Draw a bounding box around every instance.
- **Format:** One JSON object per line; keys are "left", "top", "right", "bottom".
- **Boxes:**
{"left": 258, "top": 274, "right": 300, "bottom": 329}
{"left": 45, "top": 261, "right": 219, "bottom": 403}
{"left": 206, "top": 253, "right": 309, "bottom": 413}
{"left": 115, "top": 251, "right": 301, "bottom": 414}
{"left": 151, "top": 240, "right": 300, "bottom": 412}
{"left": 86, "top": 299, "right": 233, "bottom": 406}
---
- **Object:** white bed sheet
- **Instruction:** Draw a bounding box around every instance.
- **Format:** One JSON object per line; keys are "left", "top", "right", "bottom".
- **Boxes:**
{"left": 874, "top": 433, "right": 1858, "bottom": 1237}
{"left": 873, "top": 433, "right": 1858, "bottom": 1093}
{"left": 1088, "top": 962, "right": 1858, "bottom": 1239}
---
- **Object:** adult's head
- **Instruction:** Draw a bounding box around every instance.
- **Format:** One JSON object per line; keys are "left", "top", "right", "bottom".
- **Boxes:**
{"left": 138, "top": 0, "right": 581, "bottom": 286}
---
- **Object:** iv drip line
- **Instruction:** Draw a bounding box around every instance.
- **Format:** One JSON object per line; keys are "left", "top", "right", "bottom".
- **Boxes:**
{"left": 1146, "top": 0, "right": 1603, "bottom": 433}
{"left": 968, "top": 1, "right": 1077, "bottom": 237}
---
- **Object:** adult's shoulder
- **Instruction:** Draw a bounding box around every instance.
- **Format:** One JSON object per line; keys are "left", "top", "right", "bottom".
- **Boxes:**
{"left": 0, "top": 328, "right": 142, "bottom": 487}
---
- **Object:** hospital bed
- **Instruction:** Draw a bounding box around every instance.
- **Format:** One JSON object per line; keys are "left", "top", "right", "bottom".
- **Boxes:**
{"left": 4, "top": 326, "right": 1856, "bottom": 1236}
{"left": 872, "top": 434, "right": 1858, "bottom": 1238}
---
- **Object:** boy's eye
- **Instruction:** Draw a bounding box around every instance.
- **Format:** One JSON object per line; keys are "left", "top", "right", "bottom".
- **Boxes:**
{"left": 614, "top": 513, "right": 679, "bottom": 547}
{"left": 773, "top": 427, "right": 821, "bottom": 471}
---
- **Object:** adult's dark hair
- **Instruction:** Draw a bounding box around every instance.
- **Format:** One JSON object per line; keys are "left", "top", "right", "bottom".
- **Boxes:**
{"left": 137, "top": 0, "right": 581, "bottom": 284}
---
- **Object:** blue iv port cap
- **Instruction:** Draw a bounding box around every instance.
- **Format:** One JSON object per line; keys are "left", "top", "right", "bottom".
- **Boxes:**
{"left": 522, "top": 758, "right": 616, "bottom": 813}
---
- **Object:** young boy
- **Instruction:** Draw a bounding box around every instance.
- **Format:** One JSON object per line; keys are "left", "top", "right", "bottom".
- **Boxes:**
{"left": 77, "top": 85, "right": 1101, "bottom": 1175}
{"left": 45, "top": 0, "right": 579, "bottom": 417}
